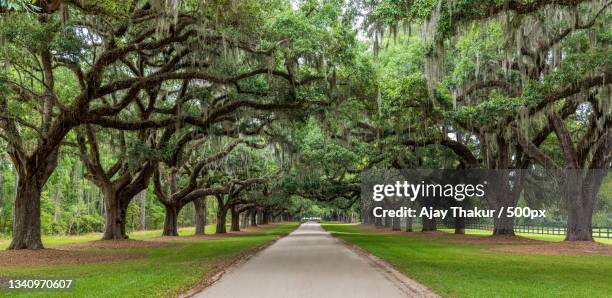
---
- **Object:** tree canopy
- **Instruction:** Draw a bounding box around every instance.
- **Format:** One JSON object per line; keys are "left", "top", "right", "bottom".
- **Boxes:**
{"left": 0, "top": 0, "right": 609, "bottom": 249}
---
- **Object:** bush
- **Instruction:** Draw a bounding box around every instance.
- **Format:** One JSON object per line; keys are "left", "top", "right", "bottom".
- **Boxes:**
{"left": 70, "top": 214, "right": 104, "bottom": 234}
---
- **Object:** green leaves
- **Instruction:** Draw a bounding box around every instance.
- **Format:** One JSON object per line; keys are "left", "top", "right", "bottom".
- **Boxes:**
{"left": 51, "top": 26, "right": 86, "bottom": 58}
{"left": 0, "top": 13, "right": 50, "bottom": 51}
{"left": 447, "top": 92, "right": 522, "bottom": 126}
{"left": 366, "top": 0, "right": 438, "bottom": 27}
{"left": 0, "top": 0, "right": 40, "bottom": 12}
{"left": 451, "top": 21, "right": 504, "bottom": 85}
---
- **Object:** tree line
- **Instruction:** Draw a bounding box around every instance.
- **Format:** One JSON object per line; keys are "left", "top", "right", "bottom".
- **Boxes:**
{"left": 0, "top": 0, "right": 357, "bottom": 249}
{"left": 0, "top": 0, "right": 610, "bottom": 250}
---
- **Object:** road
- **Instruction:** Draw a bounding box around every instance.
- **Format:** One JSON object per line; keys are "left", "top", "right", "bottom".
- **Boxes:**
{"left": 195, "top": 222, "right": 436, "bottom": 298}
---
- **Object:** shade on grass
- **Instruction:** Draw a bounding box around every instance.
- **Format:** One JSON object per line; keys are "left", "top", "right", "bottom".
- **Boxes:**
{"left": 323, "top": 223, "right": 612, "bottom": 298}
{"left": 0, "top": 223, "right": 298, "bottom": 298}
{"left": 0, "top": 225, "right": 225, "bottom": 249}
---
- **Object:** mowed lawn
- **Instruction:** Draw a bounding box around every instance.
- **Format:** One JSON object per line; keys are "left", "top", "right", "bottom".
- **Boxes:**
{"left": 437, "top": 228, "right": 612, "bottom": 245}
{"left": 0, "top": 223, "right": 298, "bottom": 297}
{"left": 322, "top": 223, "right": 612, "bottom": 298}
{"left": 0, "top": 225, "right": 220, "bottom": 249}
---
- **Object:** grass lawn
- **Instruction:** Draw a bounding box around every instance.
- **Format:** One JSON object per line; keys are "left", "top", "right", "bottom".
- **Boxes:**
{"left": 0, "top": 225, "right": 222, "bottom": 249}
{"left": 0, "top": 223, "right": 298, "bottom": 297}
{"left": 322, "top": 223, "right": 612, "bottom": 298}
{"left": 437, "top": 228, "right": 612, "bottom": 245}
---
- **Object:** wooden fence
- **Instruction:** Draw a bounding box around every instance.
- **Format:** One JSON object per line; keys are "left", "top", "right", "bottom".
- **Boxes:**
{"left": 443, "top": 222, "right": 612, "bottom": 239}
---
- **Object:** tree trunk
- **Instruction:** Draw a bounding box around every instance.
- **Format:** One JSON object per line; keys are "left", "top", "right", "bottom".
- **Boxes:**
{"left": 139, "top": 191, "right": 146, "bottom": 231}
{"left": 241, "top": 210, "right": 249, "bottom": 228}
{"left": 12, "top": 173, "right": 17, "bottom": 231}
{"left": 193, "top": 197, "right": 206, "bottom": 235}
{"left": 261, "top": 210, "right": 270, "bottom": 224}
{"left": 0, "top": 163, "right": 4, "bottom": 227}
{"left": 566, "top": 203, "right": 593, "bottom": 241}
{"left": 391, "top": 217, "right": 401, "bottom": 231}
{"left": 250, "top": 208, "right": 257, "bottom": 226}
{"left": 0, "top": 165, "right": 3, "bottom": 234}
{"left": 98, "top": 189, "right": 104, "bottom": 216}
{"left": 362, "top": 207, "right": 370, "bottom": 224}
{"left": 102, "top": 192, "right": 129, "bottom": 240}
{"left": 9, "top": 176, "right": 44, "bottom": 249}
{"left": 162, "top": 204, "right": 180, "bottom": 236}
{"left": 492, "top": 192, "right": 517, "bottom": 236}
{"left": 52, "top": 190, "right": 61, "bottom": 222}
{"left": 363, "top": 210, "right": 374, "bottom": 225}
{"left": 230, "top": 206, "right": 240, "bottom": 232}
{"left": 9, "top": 146, "right": 59, "bottom": 250}
{"left": 422, "top": 216, "right": 437, "bottom": 231}
{"left": 454, "top": 216, "right": 465, "bottom": 234}
{"left": 368, "top": 207, "right": 376, "bottom": 224}
{"left": 453, "top": 201, "right": 466, "bottom": 234}
{"left": 564, "top": 172, "right": 598, "bottom": 241}
{"left": 216, "top": 207, "right": 228, "bottom": 234}
{"left": 374, "top": 216, "right": 382, "bottom": 227}
{"left": 489, "top": 169, "right": 522, "bottom": 236}
{"left": 405, "top": 217, "right": 413, "bottom": 232}
{"left": 384, "top": 217, "right": 392, "bottom": 228}
{"left": 492, "top": 215, "right": 515, "bottom": 235}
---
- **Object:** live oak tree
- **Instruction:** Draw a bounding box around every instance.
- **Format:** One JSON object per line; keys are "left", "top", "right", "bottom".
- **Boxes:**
{"left": 153, "top": 139, "right": 266, "bottom": 236}
{"left": 211, "top": 178, "right": 267, "bottom": 234}
{"left": 76, "top": 125, "right": 159, "bottom": 240}
{"left": 0, "top": 2, "right": 180, "bottom": 248}
{"left": 321, "top": 32, "right": 473, "bottom": 232}
{"left": 205, "top": 143, "right": 274, "bottom": 234}
{"left": 0, "top": 0, "right": 224, "bottom": 247}
{"left": 355, "top": 0, "right": 611, "bottom": 236}
{"left": 517, "top": 117, "right": 610, "bottom": 240}
{"left": 442, "top": 0, "right": 611, "bottom": 238}
{"left": 1, "top": 0, "right": 352, "bottom": 248}
{"left": 274, "top": 119, "right": 365, "bottom": 222}
{"left": 3, "top": 0, "right": 606, "bottom": 248}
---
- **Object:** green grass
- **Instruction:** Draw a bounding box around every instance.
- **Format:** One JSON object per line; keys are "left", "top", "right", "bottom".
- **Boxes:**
{"left": 322, "top": 223, "right": 612, "bottom": 298}
{"left": 0, "top": 223, "right": 298, "bottom": 297}
{"left": 0, "top": 225, "right": 223, "bottom": 249}
{"left": 437, "top": 228, "right": 612, "bottom": 245}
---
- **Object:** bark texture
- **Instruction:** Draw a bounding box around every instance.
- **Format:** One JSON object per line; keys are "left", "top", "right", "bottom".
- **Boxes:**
{"left": 162, "top": 204, "right": 181, "bottom": 236}
{"left": 216, "top": 207, "right": 228, "bottom": 234}
{"left": 194, "top": 197, "right": 207, "bottom": 235}
{"left": 405, "top": 217, "right": 413, "bottom": 232}
{"left": 102, "top": 191, "right": 129, "bottom": 240}
{"left": 391, "top": 217, "right": 401, "bottom": 231}
{"left": 9, "top": 148, "right": 58, "bottom": 249}
{"left": 230, "top": 206, "right": 240, "bottom": 232}
{"left": 250, "top": 208, "right": 258, "bottom": 226}
{"left": 421, "top": 216, "right": 437, "bottom": 231}
{"left": 10, "top": 178, "right": 44, "bottom": 249}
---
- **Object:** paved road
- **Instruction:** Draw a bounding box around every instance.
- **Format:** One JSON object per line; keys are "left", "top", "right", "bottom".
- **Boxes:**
{"left": 196, "top": 222, "right": 434, "bottom": 298}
